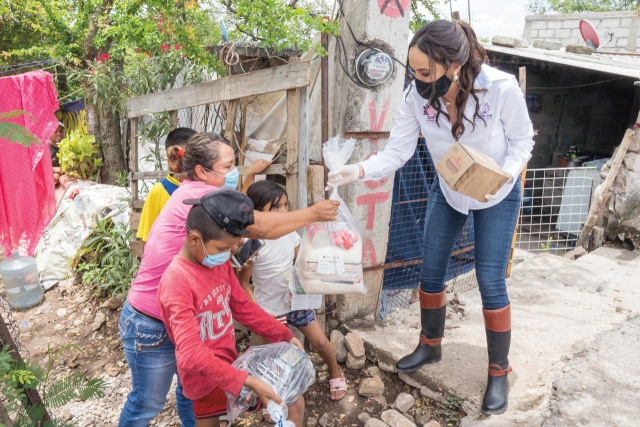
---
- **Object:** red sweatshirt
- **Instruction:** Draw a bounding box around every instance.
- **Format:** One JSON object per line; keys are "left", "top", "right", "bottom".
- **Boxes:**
{"left": 157, "top": 256, "right": 295, "bottom": 400}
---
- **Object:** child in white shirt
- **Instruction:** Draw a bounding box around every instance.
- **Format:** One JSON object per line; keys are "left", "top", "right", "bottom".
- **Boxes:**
{"left": 239, "top": 181, "right": 346, "bottom": 401}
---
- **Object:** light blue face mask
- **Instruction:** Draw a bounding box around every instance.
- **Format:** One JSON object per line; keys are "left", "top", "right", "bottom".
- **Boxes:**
{"left": 222, "top": 167, "right": 239, "bottom": 189}
{"left": 200, "top": 239, "right": 229, "bottom": 268}
{"left": 204, "top": 167, "right": 239, "bottom": 189}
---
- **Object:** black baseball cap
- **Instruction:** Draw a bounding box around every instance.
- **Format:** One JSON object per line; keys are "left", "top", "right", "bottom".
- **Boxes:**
{"left": 183, "top": 188, "right": 255, "bottom": 236}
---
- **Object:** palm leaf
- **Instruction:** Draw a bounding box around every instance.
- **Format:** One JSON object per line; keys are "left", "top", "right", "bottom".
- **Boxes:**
{"left": 0, "top": 122, "right": 41, "bottom": 147}
{"left": 0, "top": 110, "right": 35, "bottom": 121}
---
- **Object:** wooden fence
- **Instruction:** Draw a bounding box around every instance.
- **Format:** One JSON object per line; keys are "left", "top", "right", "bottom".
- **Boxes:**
{"left": 126, "top": 60, "right": 312, "bottom": 257}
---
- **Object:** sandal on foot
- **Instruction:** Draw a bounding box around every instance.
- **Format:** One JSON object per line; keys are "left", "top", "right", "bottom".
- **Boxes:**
{"left": 329, "top": 371, "right": 347, "bottom": 401}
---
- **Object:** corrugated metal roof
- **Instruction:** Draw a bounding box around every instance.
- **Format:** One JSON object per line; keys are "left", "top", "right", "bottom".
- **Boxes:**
{"left": 484, "top": 44, "right": 640, "bottom": 79}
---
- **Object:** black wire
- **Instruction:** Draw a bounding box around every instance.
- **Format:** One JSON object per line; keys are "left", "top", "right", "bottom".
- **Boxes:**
{"left": 334, "top": 33, "right": 371, "bottom": 89}
{"left": 336, "top": 0, "right": 407, "bottom": 70}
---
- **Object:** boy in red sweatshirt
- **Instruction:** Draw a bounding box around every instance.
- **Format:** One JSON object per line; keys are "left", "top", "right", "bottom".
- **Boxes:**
{"left": 157, "top": 188, "right": 305, "bottom": 427}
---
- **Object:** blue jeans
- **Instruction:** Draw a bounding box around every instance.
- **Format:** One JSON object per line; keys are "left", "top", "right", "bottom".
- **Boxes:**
{"left": 117, "top": 300, "right": 195, "bottom": 427}
{"left": 420, "top": 177, "right": 521, "bottom": 310}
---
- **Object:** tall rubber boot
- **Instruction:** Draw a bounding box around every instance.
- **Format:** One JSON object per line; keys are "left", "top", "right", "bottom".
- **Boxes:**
{"left": 395, "top": 289, "right": 446, "bottom": 373}
{"left": 481, "top": 304, "right": 513, "bottom": 415}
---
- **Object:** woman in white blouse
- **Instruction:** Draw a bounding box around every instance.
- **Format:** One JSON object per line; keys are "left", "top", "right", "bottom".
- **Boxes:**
{"left": 328, "top": 20, "right": 534, "bottom": 415}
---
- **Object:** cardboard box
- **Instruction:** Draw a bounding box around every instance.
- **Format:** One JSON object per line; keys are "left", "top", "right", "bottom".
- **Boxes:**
{"left": 435, "top": 141, "right": 510, "bottom": 202}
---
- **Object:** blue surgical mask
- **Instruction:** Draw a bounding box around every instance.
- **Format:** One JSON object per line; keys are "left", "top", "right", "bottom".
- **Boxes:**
{"left": 200, "top": 239, "right": 229, "bottom": 268}
{"left": 203, "top": 167, "right": 239, "bottom": 189}
{"left": 223, "top": 167, "right": 239, "bottom": 189}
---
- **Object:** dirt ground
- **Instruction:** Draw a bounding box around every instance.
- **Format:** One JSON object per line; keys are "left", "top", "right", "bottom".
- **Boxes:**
{"left": 0, "top": 271, "right": 463, "bottom": 427}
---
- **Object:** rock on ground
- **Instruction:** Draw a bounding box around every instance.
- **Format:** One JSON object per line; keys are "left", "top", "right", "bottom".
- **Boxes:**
{"left": 330, "top": 330, "right": 348, "bottom": 363}
{"left": 378, "top": 361, "right": 397, "bottom": 373}
{"left": 398, "top": 372, "right": 422, "bottom": 389}
{"left": 381, "top": 409, "right": 416, "bottom": 427}
{"left": 419, "top": 386, "right": 446, "bottom": 404}
{"left": 318, "top": 413, "right": 328, "bottom": 427}
{"left": 307, "top": 417, "right": 318, "bottom": 427}
{"left": 364, "top": 419, "right": 390, "bottom": 427}
{"left": 358, "top": 413, "right": 371, "bottom": 425}
{"left": 346, "top": 352, "right": 366, "bottom": 370}
{"left": 394, "top": 393, "right": 415, "bottom": 413}
{"left": 358, "top": 376, "right": 385, "bottom": 397}
{"left": 345, "top": 332, "right": 366, "bottom": 358}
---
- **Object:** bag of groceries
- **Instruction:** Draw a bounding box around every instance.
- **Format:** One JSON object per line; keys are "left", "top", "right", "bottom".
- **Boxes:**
{"left": 225, "top": 342, "right": 316, "bottom": 423}
{"left": 293, "top": 136, "right": 366, "bottom": 295}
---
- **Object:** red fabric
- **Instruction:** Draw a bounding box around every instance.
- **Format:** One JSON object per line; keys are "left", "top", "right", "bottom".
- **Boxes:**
{"left": 157, "top": 256, "right": 295, "bottom": 400}
{"left": 0, "top": 70, "right": 58, "bottom": 257}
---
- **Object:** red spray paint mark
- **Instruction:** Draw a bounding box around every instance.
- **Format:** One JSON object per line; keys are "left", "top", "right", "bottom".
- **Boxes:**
{"left": 377, "top": 0, "right": 409, "bottom": 18}
{"left": 362, "top": 237, "right": 377, "bottom": 267}
{"left": 368, "top": 96, "right": 391, "bottom": 145}
{"left": 357, "top": 191, "right": 391, "bottom": 230}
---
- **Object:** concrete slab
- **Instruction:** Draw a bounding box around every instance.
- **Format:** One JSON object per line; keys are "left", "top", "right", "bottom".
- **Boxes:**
{"left": 345, "top": 249, "right": 640, "bottom": 426}
{"left": 544, "top": 315, "right": 640, "bottom": 427}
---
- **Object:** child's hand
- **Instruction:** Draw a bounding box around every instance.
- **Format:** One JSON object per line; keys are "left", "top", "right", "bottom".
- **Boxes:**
{"left": 271, "top": 313, "right": 287, "bottom": 324}
{"left": 247, "top": 159, "right": 272, "bottom": 176}
{"left": 289, "top": 337, "right": 304, "bottom": 351}
{"left": 245, "top": 375, "right": 283, "bottom": 406}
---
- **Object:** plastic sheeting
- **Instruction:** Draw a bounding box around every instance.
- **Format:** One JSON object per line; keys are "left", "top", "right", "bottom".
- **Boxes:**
{"left": 35, "top": 182, "right": 130, "bottom": 289}
{"left": 0, "top": 70, "right": 59, "bottom": 258}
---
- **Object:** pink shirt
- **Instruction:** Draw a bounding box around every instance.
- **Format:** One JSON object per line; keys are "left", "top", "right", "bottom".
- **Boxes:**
{"left": 128, "top": 180, "right": 216, "bottom": 319}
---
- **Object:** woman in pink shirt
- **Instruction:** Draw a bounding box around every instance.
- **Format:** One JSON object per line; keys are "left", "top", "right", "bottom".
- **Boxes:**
{"left": 118, "top": 132, "right": 339, "bottom": 427}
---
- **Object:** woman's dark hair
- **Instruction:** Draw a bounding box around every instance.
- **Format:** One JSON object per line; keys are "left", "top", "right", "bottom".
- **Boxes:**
{"left": 183, "top": 132, "right": 231, "bottom": 180}
{"left": 408, "top": 20, "right": 488, "bottom": 139}
{"left": 186, "top": 205, "right": 237, "bottom": 242}
{"left": 246, "top": 180, "right": 287, "bottom": 212}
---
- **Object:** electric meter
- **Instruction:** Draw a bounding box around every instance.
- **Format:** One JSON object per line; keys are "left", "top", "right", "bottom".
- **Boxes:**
{"left": 354, "top": 48, "right": 394, "bottom": 87}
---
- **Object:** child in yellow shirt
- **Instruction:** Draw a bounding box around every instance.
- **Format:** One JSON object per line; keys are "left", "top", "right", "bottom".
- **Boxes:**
{"left": 137, "top": 127, "right": 197, "bottom": 252}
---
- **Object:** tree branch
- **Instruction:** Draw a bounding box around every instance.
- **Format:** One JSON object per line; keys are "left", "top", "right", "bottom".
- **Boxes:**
{"left": 83, "top": 0, "right": 114, "bottom": 60}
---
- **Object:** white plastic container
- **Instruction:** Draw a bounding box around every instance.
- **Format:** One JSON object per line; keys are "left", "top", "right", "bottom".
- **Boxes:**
{"left": 0, "top": 250, "right": 44, "bottom": 309}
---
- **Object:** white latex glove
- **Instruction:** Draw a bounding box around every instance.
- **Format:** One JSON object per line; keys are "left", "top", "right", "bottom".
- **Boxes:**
{"left": 484, "top": 173, "right": 513, "bottom": 202}
{"left": 325, "top": 164, "right": 362, "bottom": 191}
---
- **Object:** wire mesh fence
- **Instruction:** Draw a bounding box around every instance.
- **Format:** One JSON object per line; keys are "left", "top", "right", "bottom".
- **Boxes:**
{"left": 515, "top": 167, "right": 597, "bottom": 259}
{"left": 378, "top": 139, "right": 477, "bottom": 319}
{"left": 377, "top": 150, "right": 599, "bottom": 319}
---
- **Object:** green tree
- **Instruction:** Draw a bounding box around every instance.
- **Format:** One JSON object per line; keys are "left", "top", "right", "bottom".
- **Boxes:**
{"left": 527, "top": 0, "right": 640, "bottom": 14}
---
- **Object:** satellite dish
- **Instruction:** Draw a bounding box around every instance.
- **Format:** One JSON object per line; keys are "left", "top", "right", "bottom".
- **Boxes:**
{"left": 580, "top": 19, "right": 600, "bottom": 49}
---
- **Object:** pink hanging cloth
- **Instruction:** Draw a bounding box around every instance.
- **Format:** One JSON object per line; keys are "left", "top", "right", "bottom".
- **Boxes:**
{"left": 0, "top": 70, "right": 60, "bottom": 258}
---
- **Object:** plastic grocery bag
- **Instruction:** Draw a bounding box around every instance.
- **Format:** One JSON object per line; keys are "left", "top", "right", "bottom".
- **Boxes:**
{"left": 266, "top": 400, "right": 296, "bottom": 427}
{"left": 225, "top": 342, "right": 316, "bottom": 423}
{"left": 294, "top": 136, "right": 367, "bottom": 295}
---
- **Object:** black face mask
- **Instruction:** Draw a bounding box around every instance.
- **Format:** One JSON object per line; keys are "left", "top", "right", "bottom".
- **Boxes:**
{"left": 415, "top": 74, "right": 453, "bottom": 100}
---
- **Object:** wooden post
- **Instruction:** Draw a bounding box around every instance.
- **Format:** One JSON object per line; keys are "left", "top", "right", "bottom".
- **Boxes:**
{"left": 286, "top": 58, "right": 301, "bottom": 211}
{"left": 0, "top": 314, "right": 50, "bottom": 423}
{"left": 579, "top": 127, "right": 638, "bottom": 250}
{"left": 519, "top": 66, "right": 527, "bottom": 95}
{"left": 130, "top": 118, "right": 139, "bottom": 201}
{"left": 308, "top": 165, "right": 326, "bottom": 205}
{"left": 224, "top": 100, "right": 240, "bottom": 143}
{"left": 298, "top": 86, "right": 309, "bottom": 210}
{"left": 506, "top": 66, "right": 528, "bottom": 278}
{"left": 286, "top": 88, "right": 300, "bottom": 210}
{"left": 169, "top": 110, "right": 178, "bottom": 131}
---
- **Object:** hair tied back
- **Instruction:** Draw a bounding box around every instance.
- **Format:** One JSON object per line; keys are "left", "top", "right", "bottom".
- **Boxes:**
{"left": 177, "top": 148, "right": 185, "bottom": 158}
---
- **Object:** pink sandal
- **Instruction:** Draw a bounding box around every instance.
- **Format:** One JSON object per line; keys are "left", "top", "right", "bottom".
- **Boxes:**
{"left": 329, "top": 371, "right": 347, "bottom": 401}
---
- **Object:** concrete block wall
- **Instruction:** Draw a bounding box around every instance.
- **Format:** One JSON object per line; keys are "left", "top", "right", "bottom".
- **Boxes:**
{"left": 522, "top": 10, "right": 640, "bottom": 51}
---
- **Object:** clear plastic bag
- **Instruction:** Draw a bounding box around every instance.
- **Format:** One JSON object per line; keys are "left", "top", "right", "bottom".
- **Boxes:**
{"left": 294, "top": 136, "right": 366, "bottom": 295}
{"left": 225, "top": 342, "right": 316, "bottom": 424}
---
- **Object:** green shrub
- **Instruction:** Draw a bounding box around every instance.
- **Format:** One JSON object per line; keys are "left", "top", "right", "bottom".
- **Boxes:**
{"left": 0, "top": 344, "right": 106, "bottom": 427}
{"left": 72, "top": 215, "right": 138, "bottom": 298}
{"left": 58, "top": 130, "right": 103, "bottom": 180}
